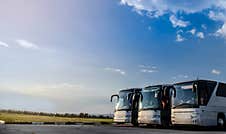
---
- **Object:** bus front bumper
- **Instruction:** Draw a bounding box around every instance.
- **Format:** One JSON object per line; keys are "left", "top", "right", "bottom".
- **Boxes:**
{"left": 113, "top": 111, "right": 132, "bottom": 123}
{"left": 171, "top": 108, "right": 200, "bottom": 126}
{"left": 138, "top": 110, "right": 161, "bottom": 125}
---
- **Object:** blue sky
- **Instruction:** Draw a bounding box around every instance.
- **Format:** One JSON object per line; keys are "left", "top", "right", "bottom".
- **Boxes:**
{"left": 0, "top": 0, "right": 226, "bottom": 114}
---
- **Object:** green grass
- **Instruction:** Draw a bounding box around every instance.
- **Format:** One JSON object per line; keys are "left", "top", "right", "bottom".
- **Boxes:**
{"left": 0, "top": 112, "right": 113, "bottom": 123}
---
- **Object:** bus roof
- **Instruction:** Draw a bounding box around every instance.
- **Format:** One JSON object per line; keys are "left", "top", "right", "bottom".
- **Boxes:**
{"left": 144, "top": 84, "right": 172, "bottom": 89}
{"left": 174, "top": 79, "right": 217, "bottom": 85}
{"left": 119, "top": 88, "right": 142, "bottom": 92}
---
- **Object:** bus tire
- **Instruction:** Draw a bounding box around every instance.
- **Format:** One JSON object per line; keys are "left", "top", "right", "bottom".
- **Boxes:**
{"left": 217, "top": 114, "right": 225, "bottom": 129}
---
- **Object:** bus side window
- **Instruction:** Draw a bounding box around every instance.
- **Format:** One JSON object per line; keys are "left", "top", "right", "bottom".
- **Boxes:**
{"left": 198, "top": 82, "right": 207, "bottom": 105}
{"left": 199, "top": 81, "right": 217, "bottom": 106}
{"left": 216, "top": 83, "right": 226, "bottom": 97}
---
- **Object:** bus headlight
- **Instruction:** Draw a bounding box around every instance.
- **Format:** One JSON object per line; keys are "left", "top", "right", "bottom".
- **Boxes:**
{"left": 191, "top": 115, "right": 198, "bottom": 119}
{"left": 191, "top": 112, "right": 200, "bottom": 124}
{"left": 191, "top": 112, "right": 199, "bottom": 119}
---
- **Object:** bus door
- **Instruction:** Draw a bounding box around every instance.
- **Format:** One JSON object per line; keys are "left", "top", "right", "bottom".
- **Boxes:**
{"left": 161, "top": 86, "right": 172, "bottom": 127}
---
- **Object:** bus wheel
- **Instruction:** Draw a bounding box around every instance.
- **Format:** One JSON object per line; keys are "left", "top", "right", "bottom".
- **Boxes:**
{"left": 217, "top": 115, "right": 225, "bottom": 128}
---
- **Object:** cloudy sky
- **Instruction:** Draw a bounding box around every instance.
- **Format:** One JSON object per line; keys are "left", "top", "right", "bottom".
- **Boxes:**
{"left": 0, "top": 0, "right": 226, "bottom": 114}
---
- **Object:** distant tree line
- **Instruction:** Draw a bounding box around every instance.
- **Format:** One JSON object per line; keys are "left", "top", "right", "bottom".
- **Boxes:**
{"left": 0, "top": 109, "right": 113, "bottom": 119}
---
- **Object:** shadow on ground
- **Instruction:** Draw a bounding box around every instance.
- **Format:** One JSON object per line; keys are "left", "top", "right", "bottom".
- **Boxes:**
{"left": 113, "top": 123, "right": 226, "bottom": 132}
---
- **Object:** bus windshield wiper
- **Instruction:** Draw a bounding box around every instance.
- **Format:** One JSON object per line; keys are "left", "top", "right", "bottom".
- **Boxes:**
{"left": 173, "top": 103, "right": 195, "bottom": 109}
{"left": 141, "top": 107, "right": 160, "bottom": 110}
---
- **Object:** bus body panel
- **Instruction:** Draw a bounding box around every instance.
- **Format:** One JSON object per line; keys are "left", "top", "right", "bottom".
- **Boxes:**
{"left": 171, "top": 107, "right": 219, "bottom": 126}
{"left": 138, "top": 85, "right": 172, "bottom": 126}
{"left": 111, "top": 88, "right": 141, "bottom": 125}
{"left": 114, "top": 111, "right": 132, "bottom": 123}
{"left": 208, "top": 82, "right": 226, "bottom": 111}
{"left": 199, "top": 106, "right": 217, "bottom": 126}
{"left": 171, "top": 108, "right": 200, "bottom": 125}
{"left": 204, "top": 90, "right": 226, "bottom": 126}
{"left": 172, "top": 80, "right": 226, "bottom": 127}
{"left": 138, "top": 110, "right": 161, "bottom": 125}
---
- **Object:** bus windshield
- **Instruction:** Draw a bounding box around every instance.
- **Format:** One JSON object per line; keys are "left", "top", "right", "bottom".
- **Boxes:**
{"left": 140, "top": 86, "right": 161, "bottom": 110}
{"left": 116, "top": 91, "right": 132, "bottom": 110}
{"left": 172, "top": 83, "right": 198, "bottom": 109}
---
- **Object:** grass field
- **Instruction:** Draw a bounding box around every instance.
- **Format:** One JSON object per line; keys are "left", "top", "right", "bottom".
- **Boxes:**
{"left": 0, "top": 112, "right": 113, "bottom": 123}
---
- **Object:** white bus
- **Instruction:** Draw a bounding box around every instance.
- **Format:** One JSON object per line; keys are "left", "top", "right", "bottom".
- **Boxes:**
{"left": 171, "top": 80, "right": 226, "bottom": 128}
{"left": 138, "top": 85, "right": 173, "bottom": 127}
{"left": 111, "top": 88, "right": 141, "bottom": 126}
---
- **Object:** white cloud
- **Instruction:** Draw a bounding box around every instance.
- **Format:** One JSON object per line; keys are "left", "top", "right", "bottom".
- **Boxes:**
{"left": 119, "top": 0, "right": 226, "bottom": 40}
{"left": 16, "top": 39, "right": 39, "bottom": 49}
{"left": 176, "top": 34, "right": 185, "bottom": 42}
{"left": 119, "top": 0, "right": 218, "bottom": 17}
{"left": 139, "top": 64, "right": 158, "bottom": 73}
{"left": 215, "top": 23, "right": 226, "bottom": 38}
{"left": 201, "top": 24, "right": 207, "bottom": 30}
{"left": 105, "top": 67, "right": 126, "bottom": 75}
{"left": 120, "top": 0, "right": 226, "bottom": 17}
{"left": 208, "top": 11, "right": 226, "bottom": 21}
{"left": 140, "top": 69, "right": 158, "bottom": 73}
{"left": 169, "top": 15, "right": 189, "bottom": 28}
{"left": 207, "top": 11, "right": 226, "bottom": 38}
{"left": 211, "top": 69, "right": 221, "bottom": 75}
{"left": 138, "top": 64, "right": 157, "bottom": 69}
{"left": 132, "top": 8, "right": 144, "bottom": 16}
{"left": 188, "top": 28, "right": 196, "bottom": 35}
{"left": 177, "top": 29, "right": 183, "bottom": 34}
{"left": 0, "top": 41, "right": 9, "bottom": 48}
{"left": 196, "top": 32, "right": 205, "bottom": 39}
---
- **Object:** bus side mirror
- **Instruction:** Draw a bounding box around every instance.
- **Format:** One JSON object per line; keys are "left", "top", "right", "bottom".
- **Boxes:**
{"left": 162, "top": 87, "right": 168, "bottom": 97}
{"left": 155, "top": 91, "right": 159, "bottom": 98}
{"left": 110, "top": 94, "right": 119, "bottom": 102}
{"left": 172, "top": 88, "right": 176, "bottom": 98}
{"left": 140, "top": 93, "right": 143, "bottom": 102}
{"left": 193, "top": 84, "right": 197, "bottom": 92}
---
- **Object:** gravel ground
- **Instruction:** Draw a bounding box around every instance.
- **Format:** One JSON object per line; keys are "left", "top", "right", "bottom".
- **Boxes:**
{"left": 0, "top": 124, "right": 225, "bottom": 134}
